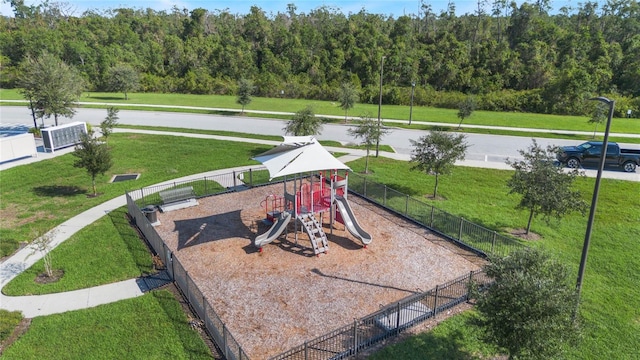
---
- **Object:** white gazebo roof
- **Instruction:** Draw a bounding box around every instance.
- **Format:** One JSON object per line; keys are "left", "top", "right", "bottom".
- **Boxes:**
{"left": 253, "top": 136, "right": 350, "bottom": 179}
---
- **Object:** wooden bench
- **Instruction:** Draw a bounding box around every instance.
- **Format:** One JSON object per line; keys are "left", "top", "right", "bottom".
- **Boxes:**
{"left": 159, "top": 186, "right": 196, "bottom": 205}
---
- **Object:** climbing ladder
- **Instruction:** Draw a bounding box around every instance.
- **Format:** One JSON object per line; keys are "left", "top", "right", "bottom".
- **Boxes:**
{"left": 297, "top": 213, "right": 329, "bottom": 255}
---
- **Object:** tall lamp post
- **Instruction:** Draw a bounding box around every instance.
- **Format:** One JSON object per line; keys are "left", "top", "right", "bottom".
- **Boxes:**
{"left": 575, "top": 96, "right": 615, "bottom": 308}
{"left": 409, "top": 81, "right": 416, "bottom": 125}
{"left": 375, "top": 55, "right": 386, "bottom": 157}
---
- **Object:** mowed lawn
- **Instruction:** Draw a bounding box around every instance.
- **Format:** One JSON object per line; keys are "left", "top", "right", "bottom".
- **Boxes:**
{"left": 2, "top": 89, "right": 639, "bottom": 134}
{"left": 346, "top": 157, "right": 640, "bottom": 359}
{"left": 0, "top": 132, "right": 270, "bottom": 257}
{"left": 1, "top": 291, "right": 212, "bottom": 360}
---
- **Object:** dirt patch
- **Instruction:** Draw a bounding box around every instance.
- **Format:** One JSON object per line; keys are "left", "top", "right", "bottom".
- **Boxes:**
{"left": 34, "top": 269, "right": 64, "bottom": 284}
{"left": 508, "top": 228, "right": 542, "bottom": 241}
{"left": 0, "top": 318, "right": 31, "bottom": 355}
{"left": 153, "top": 183, "right": 486, "bottom": 359}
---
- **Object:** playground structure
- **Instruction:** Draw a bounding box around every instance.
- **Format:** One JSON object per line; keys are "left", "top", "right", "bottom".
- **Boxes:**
{"left": 252, "top": 136, "right": 371, "bottom": 254}
{"left": 255, "top": 170, "right": 372, "bottom": 254}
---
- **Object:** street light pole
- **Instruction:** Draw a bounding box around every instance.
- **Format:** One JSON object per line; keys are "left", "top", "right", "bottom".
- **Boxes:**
{"left": 375, "top": 55, "right": 385, "bottom": 157}
{"left": 575, "top": 96, "right": 615, "bottom": 309}
{"left": 409, "top": 81, "right": 416, "bottom": 125}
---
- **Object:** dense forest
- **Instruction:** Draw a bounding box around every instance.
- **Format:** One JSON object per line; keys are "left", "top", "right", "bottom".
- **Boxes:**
{"left": 1, "top": 0, "right": 639, "bottom": 117}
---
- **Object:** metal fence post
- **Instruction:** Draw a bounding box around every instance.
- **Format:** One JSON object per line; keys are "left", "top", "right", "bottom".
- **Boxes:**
{"left": 467, "top": 271, "right": 474, "bottom": 301}
{"left": 396, "top": 302, "right": 401, "bottom": 334}
{"left": 459, "top": 217, "right": 464, "bottom": 241}
{"left": 492, "top": 231, "right": 497, "bottom": 253}
{"left": 249, "top": 168, "right": 253, "bottom": 187}
{"left": 223, "top": 324, "right": 228, "bottom": 359}
{"left": 185, "top": 271, "right": 190, "bottom": 303}
{"left": 233, "top": 170, "right": 237, "bottom": 188}
{"left": 353, "top": 319, "right": 358, "bottom": 355}
{"left": 405, "top": 195, "right": 409, "bottom": 216}
{"left": 304, "top": 341, "right": 308, "bottom": 360}
{"left": 204, "top": 176, "right": 208, "bottom": 194}
{"left": 433, "top": 285, "right": 439, "bottom": 316}
{"left": 384, "top": 185, "right": 387, "bottom": 206}
{"left": 363, "top": 178, "right": 367, "bottom": 197}
{"left": 430, "top": 206, "right": 434, "bottom": 227}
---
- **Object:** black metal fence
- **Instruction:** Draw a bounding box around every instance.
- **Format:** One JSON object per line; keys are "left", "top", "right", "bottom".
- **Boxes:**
{"left": 130, "top": 168, "right": 268, "bottom": 209}
{"left": 270, "top": 270, "right": 492, "bottom": 360}
{"left": 127, "top": 191, "right": 249, "bottom": 360}
{"left": 347, "top": 172, "right": 524, "bottom": 258}
{"left": 126, "top": 167, "right": 521, "bottom": 360}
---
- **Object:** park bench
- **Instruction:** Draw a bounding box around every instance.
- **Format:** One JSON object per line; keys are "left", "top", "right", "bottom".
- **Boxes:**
{"left": 158, "top": 186, "right": 198, "bottom": 211}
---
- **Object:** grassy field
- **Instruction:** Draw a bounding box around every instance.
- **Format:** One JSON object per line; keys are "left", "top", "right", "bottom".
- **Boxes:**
{"left": 0, "top": 133, "right": 270, "bottom": 257}
{"left": 0, "top": 290, "right": 212, "bottom": 359}
{"left": 2, "top": 207, "right": 153, "bottom": 295}
{"left": 346, "top": 157, "right": 640, "bottom": 359}
{"left": 2, "top": 88, "right": 639, "bottom": 134}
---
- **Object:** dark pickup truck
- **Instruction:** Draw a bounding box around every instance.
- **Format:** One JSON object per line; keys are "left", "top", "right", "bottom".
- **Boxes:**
{"left": 556, "top": 141, "right": 640, "bottom": 172}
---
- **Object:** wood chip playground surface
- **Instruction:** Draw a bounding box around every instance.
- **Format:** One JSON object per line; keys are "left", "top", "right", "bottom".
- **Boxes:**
{"left": 153, "top": 183, "right": 484, "bottom": 359}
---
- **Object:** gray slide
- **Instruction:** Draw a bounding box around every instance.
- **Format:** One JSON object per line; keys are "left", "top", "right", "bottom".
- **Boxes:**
{"left": 334, "top": 196, "right": 372, "bottom": 246}
{"left": 255, "top": 211, "right": 292, "bottom": 249}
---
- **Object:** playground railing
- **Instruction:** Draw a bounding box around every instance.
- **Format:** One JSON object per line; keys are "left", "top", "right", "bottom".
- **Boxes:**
{"left": 269, "top": 269, "right": 492, "bottom": 360}
{"left": 346, "top": 172, "right": 524, "bottom": 258}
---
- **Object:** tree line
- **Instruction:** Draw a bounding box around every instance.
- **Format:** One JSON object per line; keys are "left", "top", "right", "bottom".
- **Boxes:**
{"left": 1, "top": 0, "right": 639, "bottom": 117}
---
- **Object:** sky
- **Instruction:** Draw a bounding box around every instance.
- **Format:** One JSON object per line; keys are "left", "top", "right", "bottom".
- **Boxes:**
{"left": 0, "top": 0, "right": 569, "bottom": 18}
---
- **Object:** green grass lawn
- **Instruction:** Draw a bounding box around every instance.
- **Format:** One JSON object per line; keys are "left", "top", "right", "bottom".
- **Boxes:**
{"left": 347, "top": 157, "right": 640, "bottom": 359}
{"left": 2, "top": 207, "right": 153, "bottom": 295}
{"left": 368, "top": 311, "right": 501, "bottom": 360}
{"left": 3, "top": 88, "right": 639, "bottom": 135}
{"left": 0, "top": 133, "right": 270, "bottom": 257}
{"left": 0, "top": 290, "right": 212, "bottom": 360}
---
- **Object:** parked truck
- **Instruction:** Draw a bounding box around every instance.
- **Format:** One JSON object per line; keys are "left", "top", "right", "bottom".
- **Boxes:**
{"left": 556, "top": 141, "right": 640, "bottom": 172}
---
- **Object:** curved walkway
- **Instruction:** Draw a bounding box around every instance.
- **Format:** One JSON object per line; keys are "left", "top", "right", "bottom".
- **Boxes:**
{"left": 0, "top": 165, "right": 264, "bottom": 318}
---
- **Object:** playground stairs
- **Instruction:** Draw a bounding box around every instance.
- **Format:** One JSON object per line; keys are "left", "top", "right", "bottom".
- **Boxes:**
{"left": 297, "top": 213, "right": 329, "bottom": 255}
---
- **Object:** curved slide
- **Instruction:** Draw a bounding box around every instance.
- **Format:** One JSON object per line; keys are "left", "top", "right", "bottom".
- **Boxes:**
{"left": 255, "top": 211, "right": 292, "bottom": 249}
{"left": 334, "top": 196, "right": 372, "bottom": 246}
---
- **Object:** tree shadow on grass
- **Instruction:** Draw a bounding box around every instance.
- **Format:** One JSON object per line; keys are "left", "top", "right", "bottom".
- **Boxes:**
{"left": 206, "top": 110, "right": 242, "bottom": 116}
{"left": 32, "top": 185, "right": 87, "bottom": 197}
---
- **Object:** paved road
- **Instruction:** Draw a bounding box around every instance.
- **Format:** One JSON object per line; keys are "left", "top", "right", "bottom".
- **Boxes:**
{"left": 2, "top": 105, "right": 640, "bottom": 181}
{"left": 4, "top": 105, "right": 639, "bottom": 161}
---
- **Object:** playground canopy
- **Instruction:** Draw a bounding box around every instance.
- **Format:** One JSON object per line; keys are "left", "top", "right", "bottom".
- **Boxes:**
{"left": 253, "top": 136, "right": 350, "bottom": 179}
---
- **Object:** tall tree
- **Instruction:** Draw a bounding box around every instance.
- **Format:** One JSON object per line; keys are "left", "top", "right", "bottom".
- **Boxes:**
{"left": 506, "top": 139, "right": 587, "bottom": 234}
{"left": 474, "top": 247, "right": 581, "bottom": 360}
{"left": 72, "top": 133, "right": 113, "bottom": 197}
{"left": 283, "top": 105, "right": 323, "bottom": 136}
{"left": 410, "top": 131, "right": 469, "bottom": 198}
{"left": 347, "top": 112, "right": 390, "bottom": 173}
{"left": 100, "top": 107, "right": 119, "bottom": 143}
{"left": 457, "top": 96, "right": 476, "bottom": 129}
{"left": 337, "top": 82, "right": 359, "bottom": 123}
{"left": 105, "top": 64, "right": 139, "bottom": 100}
{"left": 236, "top": 78, "right": 255, "bottom": 114}
{"left": 18, "top": 51, "right": 84, "bottom": 126}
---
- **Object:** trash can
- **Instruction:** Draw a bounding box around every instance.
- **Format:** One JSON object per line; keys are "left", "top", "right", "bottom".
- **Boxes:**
{"left": 142, "top": 206, "right": 158, "bottom": 224}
